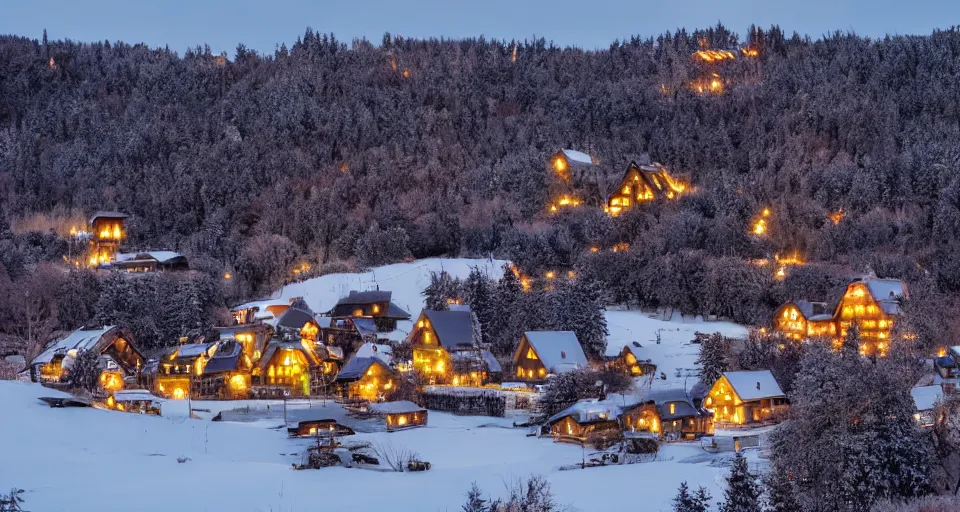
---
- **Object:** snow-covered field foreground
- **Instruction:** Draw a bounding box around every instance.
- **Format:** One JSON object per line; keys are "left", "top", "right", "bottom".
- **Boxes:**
{"left": 0, "top": 381, "right": 731, "bottom": 512}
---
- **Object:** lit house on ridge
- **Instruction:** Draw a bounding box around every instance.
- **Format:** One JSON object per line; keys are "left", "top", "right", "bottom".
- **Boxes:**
{"left": 511, "top": 331, "right": 588, "bottom": 382}
{"left": 605, "top": 161, "right": 687, "bottom": 216}
{"left": 327, "top": 290, "right": 411, "bottom": 332}
{"left": 87, "top": 211, "right": 128, "bottom": 266}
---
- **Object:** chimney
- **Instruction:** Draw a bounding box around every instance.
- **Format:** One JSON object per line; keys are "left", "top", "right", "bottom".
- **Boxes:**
{"left": 756, "top": 381, "right": 761, "bottom": 390}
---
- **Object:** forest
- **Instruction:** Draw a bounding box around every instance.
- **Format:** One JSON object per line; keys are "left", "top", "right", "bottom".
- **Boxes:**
{"left": 2, "top": 24, "right": 960, "bottom": 354}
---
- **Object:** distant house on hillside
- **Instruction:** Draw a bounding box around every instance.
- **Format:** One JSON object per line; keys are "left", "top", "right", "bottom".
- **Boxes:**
{"left": 621, "top": 389, "right": 714, "bottom": 440}
{"left": 549, "top": 149, "right": 596, "bottom": 183}
{"left": 605, "top": 161, "right": 687, "bottom": 216}
{"left": 706, "top": 370, "right": 787, "bottom": 426}
{"left": 772, "top": 278, "right": 906, "bottom": 356}
{"left": 511, "top": 331, "right": 588, "bottom": 382}
{"left": 31, "top": 326, "right": 142, "bottom": 392}
{"left": 327, "top": 290, "right": 411, "bottom": 332}
{"left": 87, "top": 211, "right": 128, "bottom": 266}
{"left": 109, "top": 251, "right": 188, "bottom": 272}
{"left": 911, "top": 385, "right": 943, "bottom": 428}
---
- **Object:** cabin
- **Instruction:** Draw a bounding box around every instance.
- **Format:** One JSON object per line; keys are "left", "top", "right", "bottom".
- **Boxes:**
{"left": 144, "top": 342, "right": 216, "bottom": 399}
{"left": 368, "top": 401, "right": 428, "bottom": 431}
{"left": 87, "top": 211, "right": 128, "bottom": 266}
{"left": 512, "top": 331, "right": 588, "bottom": 382}
{"left": 772, "top": 278, "right": 906, "bottom": 355}
{"left": 231, "top": 299, "right": 292, "bottom": 326}
{"left": 934, "top": 355, "right": 958, "bottom": 379}
{"left": 108, "top": 251, "right": 188, "bottom": 272}
{"left": 407, "top": 309, "right": 487, "bottom": 385}
{"left": 327, "top": 290, "right": 411, "bottom": 332}
{"left": 605, "top": 161, "right": 686, "bottom": 216}
{"left": 608, "top": 344, "right": 657, "bottom": 377}
{"left": 255, "top": 341, "right": 332, "bottom": 397}
{"left": 335, "top": 356, "right": 397, "bottom": 401}
{"left": 621, "top": 389, "right": 714, "bottom": 441}
{"left": 214, "top": 323, "right": 274, "bottom": 365}
{"left": 31, "top": 326, "right": 142, "bottom": 391}
{"left": 546, "top": 400, "right": 621, "bottom": 444}
{"left": 288, "top": 420, "right": 356, "bottom": 438}
{"left": 772, "top": 300, "right": 835, "bottom": 340}
{"left": 911, "top": 385, "right": 943, "bottom": 428}
{"left": 706, "top": 371, "right": 787, "bottom": 426}
{"left": 105, "top": 389, "right": 162, "bottom": 415}
{"left": 549, "top": 149, "right": 596, "bottom": 183}
{"left": 197, "top": 340, "right": 252, "bottom": 399}
{"left": 275, "top": 300, "right": 320, "bottom": 344}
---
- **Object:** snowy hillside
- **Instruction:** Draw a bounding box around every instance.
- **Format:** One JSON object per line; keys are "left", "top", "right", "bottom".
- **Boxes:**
{"left": 0, "top": 381, "right": 729, "bottom": 511}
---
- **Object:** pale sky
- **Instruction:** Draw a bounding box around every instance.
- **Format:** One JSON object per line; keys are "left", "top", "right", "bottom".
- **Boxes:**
{"left": 1, "top": 0, "right": 955, "bottom": 55}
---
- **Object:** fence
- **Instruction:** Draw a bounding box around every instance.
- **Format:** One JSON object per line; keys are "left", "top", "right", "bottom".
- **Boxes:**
{"left": 419, "top": 388, "right": 507, "bottom": 417}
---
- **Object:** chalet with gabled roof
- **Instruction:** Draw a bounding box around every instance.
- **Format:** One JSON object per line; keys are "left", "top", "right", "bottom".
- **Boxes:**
{"left": 608, "top": 344, "right": 657, "bottom": 377}
{"left": 512, "top": 331, "right": 588, "bottom": 382}
{"left": 335, "top": 354, "right": 397, "bottom": 401}
{"left": 406, "top": 309, "right": 488, "bottom": 385}
{"left": 605, "top": 161, "right": 687, "bottom": 216}
{"left": 30, "top": 326, "right": 142, "bottom": 392}
{"left": 328, "top": 290, "right": 411, "bottom": 332}
{"left": 547, "top": 399, "right": 621, "bottom": 444}
{"left": 706, "top": 370, "right": 787, "bottom": 426}
{"left": 621, "top": 389, "right": 714, "bottom": 440}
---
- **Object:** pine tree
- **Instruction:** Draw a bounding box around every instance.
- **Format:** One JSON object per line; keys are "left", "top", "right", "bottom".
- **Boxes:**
{"left": 461, "top": 482, "right": 487, "bottom": 512}
{"left": 68, "top": 349, "right": 101, "bottom": 392}
{"left": 464, "top": 267, "right": 495, "bottom": 347}
{"left": 720, "top": 452, "right": 761, "bottom": 512}
{"left": 423, "top": 270, "right": 460, "bottom": 311}
{"left": 490, "top": 264, "right": 525, "bottom": 356}
{"left": 697, "top": 333, "right": 730, "bottom": 387}
{"left": 763, "top": 469, "right": 801, "bottom": 512}
{"left": 674, "top": 481, "right": 712, "bottom": 512}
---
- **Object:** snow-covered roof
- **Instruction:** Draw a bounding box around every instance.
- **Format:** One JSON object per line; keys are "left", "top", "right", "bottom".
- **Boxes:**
{"left": 548, "top": 399, "right": 621, "bottom": 425}
{"left": 353, "top": 342, "right": 392, "bottom": 365}
{"left": 336, "top": 356, "right": 389, "bottom": 381}
{"left": 911, "top": 385, "right": 943, "bottom": 412}
{"left": 723, "top": 371, "right": 785, "bottom": 401}
{"left": 521, "top": 331, "right": 588, "bottom": 373}
{"left": 112, "top": 389, "right": 161, "bottom": 402}
{"left": 561, "top": 149, "right": 595, "bottom": 165}
{"left": 275, "top": 305, "right": 316, "bottom": 330}
{"left": 424, "top": 310, "right": 475, "bottom": 351}
{"left": 368, "top": 400, "right": 424, "bottom": 415}
{"left": 632, "top": 388, "right": 707, "bottom": 420}
{"left": 352, "top": 317, "right": 379, "bottom": 337}
{"left": 89, "top": 211, "right": 128, "bottom": 224}
{"left": 114, "top": 251, "right": 184, "bottom": 264}
{"left": 864, "top": 279, "right": 905, "bottom": 302}
{"left": 32, "top": 326, "right": 116, "bottom": 365}
{"left": 175, "top": 343, "right": 215, "bottom": 359}
{"left": 203, "top": 341, "right": 244, "bottom": 374}
{"left": 336, "top": 290, "right": 392, "bottom": 306}
{"left": 481, "top": 350, "right": 502, "bottom": 373}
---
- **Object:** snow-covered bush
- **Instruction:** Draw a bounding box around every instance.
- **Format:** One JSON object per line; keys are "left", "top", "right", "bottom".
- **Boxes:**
{"left": 460, "top": 476, "right": 561, "bottom": 512}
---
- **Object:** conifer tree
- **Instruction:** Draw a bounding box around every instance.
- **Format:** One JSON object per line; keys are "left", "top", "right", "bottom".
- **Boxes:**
{"left": 673, "top": 481, "right": 712, "bottom": 512}
{"left": 720, "top": 452, "right": 761, "bottom": 512}
{"left": 697, "top": 332, "right": 730, "bottom": 387}
{"left": 763, "top": 469, "right": 801, "bottom": 512}
{"left": 461, "top": 483, "right": 487, "bottom": 512}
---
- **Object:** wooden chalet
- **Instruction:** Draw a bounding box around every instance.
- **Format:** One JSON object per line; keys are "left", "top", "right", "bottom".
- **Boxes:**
{"left": 407, "top": 309, "right": 492, "bottom": 385}
{"left": 336, "top": 356, "right": 397, "bottom": 401}
{"left": 106, "top": 389, "right": 162, "bottom": 415}
{"left": 31, "top": 326, "right": 142, "bottom": 392}
{"left": 87, "top": 211, "right": 128, "bottom": 266}
{"left": 109, "top": 251, "right": 188, "bottom": 272}
{"left": 772, "top": 278, "right": 906, "bottom": 355}
{"left": 605, "top": 161, "right": 686, "bottom": 216}
{"left": 368, "top": 401, "right": 427, "bottom": 431}
{"left": 706, "top": 371, "right": 787, "bottom": 426}
{"left": 512, "top": 331, "right": 588, "bottom": 382}
{"left": 255, "top": 341, "right": 333, "bottom": 397}
{"left": 143, "top": 341, "right": 215, "bottom": 399}
{"left": 231, "top": 299, "right": 292, "bottom": 327}
{"left": 197, "top": 340, "right": 252, "bottom": 399}
{"left": 327, "top": 290, "right": 411, "bottom": 332}
{"left": 621, "top": 389, "right": 714, "bottom": 440}
{"left": 608, "top": 344, "right": 657, "bottom": 377}
{"left": 214, "top": 323, "right": 274, "bottom": 366}
{"left": 288, "top": 420, "right": 355, "bottom": 438}
{"left": 773, "top": 300, "right": 835, "bottom": 340}
{"left": 274, "top": 300, "right": 321, "bottom": 344}
{"left": 549, "top": 149, "right": 596, "bottom": 183}
{"left": 546, "top": 400, "right": 621, "bottom": 444}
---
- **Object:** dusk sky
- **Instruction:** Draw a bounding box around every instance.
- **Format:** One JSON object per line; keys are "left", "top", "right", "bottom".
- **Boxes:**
{"left": 2, "top": 0, "right": 956, "bottom": 55}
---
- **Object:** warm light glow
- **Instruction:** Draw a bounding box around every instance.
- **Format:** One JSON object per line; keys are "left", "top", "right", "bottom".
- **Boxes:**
{"left": 172, "top": 388, "right": 185, "bottom": 400}
{"left": 223, "top": 272, "right": 232, "bottom": 279}
{"left": 694, "top": 49, "right": 736, "bottom": 62}
{"left": 397, "top": 415, "right": 408, "bottom": 426}
{"left": 545, "top": 271, "right": 556, "bottom": 279}
{"left": 828, "top": 209, "right": 845, "bottom": 225}
{"left": 589, "top": 246, "right": 599, "bottom": 253}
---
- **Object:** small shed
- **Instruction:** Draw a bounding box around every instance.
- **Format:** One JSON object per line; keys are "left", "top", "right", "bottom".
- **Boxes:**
{"left": 546, "top": 399, "right": 621, "bottom": 444}
{"left": 911, "top": 385, "right": 944, "bottom": 428}
{"left": 107, "top": 389, "right": 162, "bottom": 415}
{"left": 368, "top": 401, "right": 427, "bottom": 431}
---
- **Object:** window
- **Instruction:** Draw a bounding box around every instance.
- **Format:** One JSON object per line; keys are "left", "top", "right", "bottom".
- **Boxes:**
{"left": 669, "top": 403, "right": 675, "bottom": 414}
{"left": 353, "top": 308, "right": 363, "bottom": 317}
{"left": 373, "top": 304, "right": 381, "bottom": 314}
{"left": 526, "top": 348, "right": 537, "bottom": 360}
{"left": 423, "top": 332, "right": 431, "bottom": 344}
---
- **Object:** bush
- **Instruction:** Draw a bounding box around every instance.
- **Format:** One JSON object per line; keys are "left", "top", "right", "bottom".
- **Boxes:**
{"left": 587, "top": 428, "right": 623, "bottom": 450}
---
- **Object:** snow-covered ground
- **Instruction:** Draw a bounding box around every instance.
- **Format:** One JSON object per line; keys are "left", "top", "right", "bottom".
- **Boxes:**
{"left": 1, "top": 258, "right": 756, "bottom": 511}
{"left": 0, "top": 380, "right": 732, "bottom": 512}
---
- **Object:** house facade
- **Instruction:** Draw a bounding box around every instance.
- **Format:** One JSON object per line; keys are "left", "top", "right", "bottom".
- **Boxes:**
{"left": 31, "top": 325, "right": 142, "bottom": 392}
{"left": 621, "top": 389, "right": 714, "bottom": 440}
{"left": 327, "top": 290, "right": 411, "bottom": 332}
{"left": 407, "top": 309, "right": 486, "bottom": 385}
{"left": 706, "top": 371, "right": 787, "bottom": 426}
{"left": 608, "top": 344, "right": 657, "bottom": 377}
{"left": 605, "top": 161, "right": 686, "bottom": 216}
{"left": 511, "top": 331, "right": 588, "bottom": 382}
{"left": 546, "top": 400, "right": 621, "bottom": 443}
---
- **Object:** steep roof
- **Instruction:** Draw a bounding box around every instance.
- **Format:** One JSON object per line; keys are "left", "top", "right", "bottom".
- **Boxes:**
{"left": 723, "top": 371, "right": 785, "bottom": 401}
{"left": 276, "top": 305, "right": 317, "bottom": 330}
{"left": 89, "top": 211, "right": 128, "bottom": 225}
{"left": 481, "top": 350, "right": 502, "bottom": 373}
{"left": 353, "top": 342, "right": 392, "bottom": 365}
{"left": 32, "top": 326, "right": 116, "bottom": 365}
{"left": 520, "top": 331, "right": 588, "bottom": 372}
{"left": 114, "top": 251, "right": 185, "bottom": 264}
{"left": 862, "top": 279, "right": 906, "bottom": 315}
{"left": 424, "top": 310, "right": 475, "bottom": 351}
{"left": 352, "top": 317, "right": 379, "bottom": 337}
{"left": 561, "top": 149, "right": 595, "bottom": 166}
{"left": 336, "top": 290, "right": 392, "bottom": 306}
{"left": 548, "top": 399, "right": 621, "bottom": 425}
{"left": 258, "top": 342, "right": 321, "bottom": 370}
{"left": 336, "top": 356, "right": 390, "bottom": 381}
{"left": 202, "top": 341, "right": 245, "bottom": 374}
{"left": 911, "top": 385, "right": 943, "bottom": 412}
{"left": 175, "top": 343, "right": 215, "bottom": 359}
{"left": 625, "top": 388, "right": 708, "bottom": 421}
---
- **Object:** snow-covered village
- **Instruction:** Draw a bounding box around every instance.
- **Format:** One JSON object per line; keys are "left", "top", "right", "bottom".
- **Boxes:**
{"left": 4, "top": 4, "right": 960, "bottom": 512}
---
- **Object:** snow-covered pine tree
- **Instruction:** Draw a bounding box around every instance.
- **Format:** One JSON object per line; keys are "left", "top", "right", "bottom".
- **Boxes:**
{"left": 762, "top": 469, "right": 801, "bottom": 512}
{"left": 423, "top": 270, "right": 460, "bottom": 311}
{"left": 719, "top": 452, "right": 761, "bottom": 512}
{"left": 461, "top": 483, "right": 487, "bottom": 512}
{"left": 463, "top": 267, "right": 495, "bottom": 347}
{"left": 490, "top": 264, "right": 525, "bottom": 356}
{"left": 673, "top": 481, "right": 712, "bottom": 512}
{"left": 696, "top": 332, "right": 730, "bottom": 388}
{"left": 93, "top": 272, "right": 134, "bottom": 328}
{"left": 544, "top": 278, "right": 607, "bottom": 361}
{"left": 68, "top": 349, "right": 101, "bottom": 392}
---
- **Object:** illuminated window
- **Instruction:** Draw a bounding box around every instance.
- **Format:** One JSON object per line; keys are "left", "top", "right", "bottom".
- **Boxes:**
{"left": 526, "top": 348, "right": 537, "bottom": 360}
{"left": 669, "top": 403, "right": 675, "bottom": 414}
{"left": 423, "top": 332, "right": 431, "bottom": 343}
{"left": 353, "top": 308, "right": 364, "bottom": 317}
{"left": 373, "top": 304, "right": 381, "bottom": 314}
